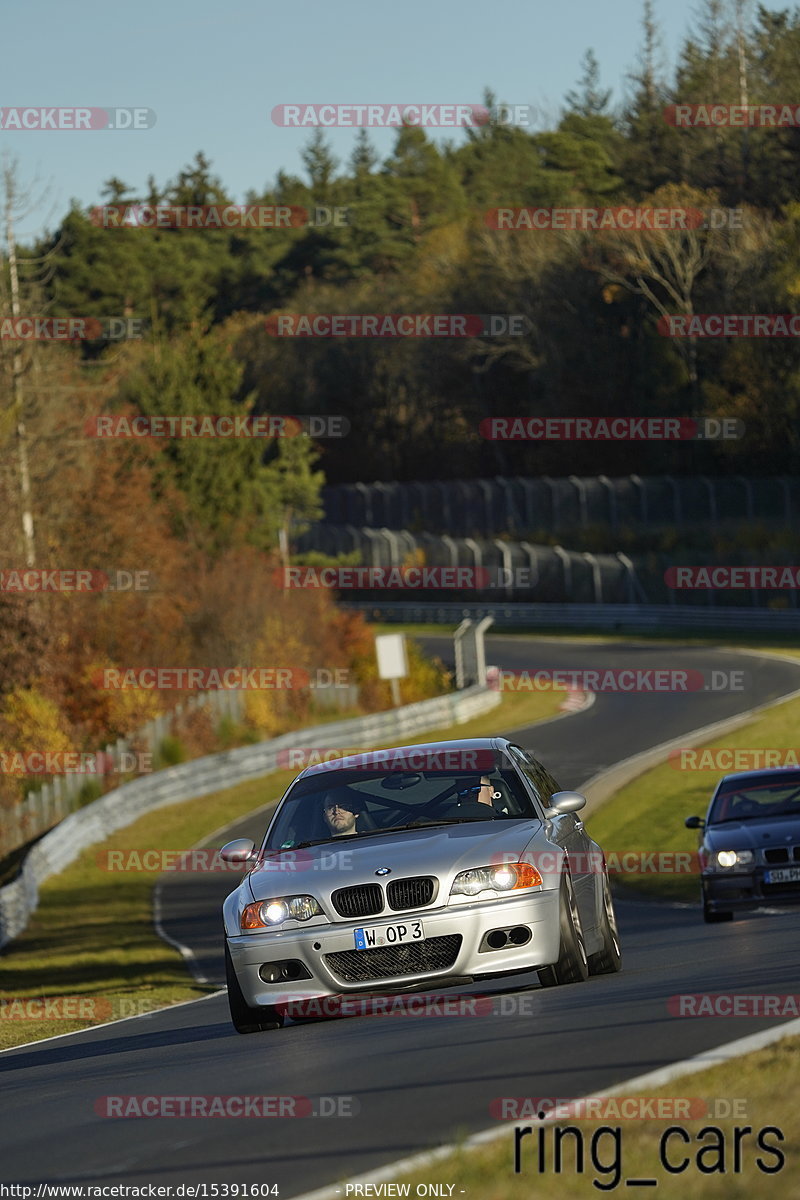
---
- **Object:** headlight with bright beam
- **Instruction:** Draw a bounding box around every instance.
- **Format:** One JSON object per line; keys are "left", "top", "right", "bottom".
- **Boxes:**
{"left": 241, "top": 896, "right": 323, "bottom": 929}
{"left": 450, "top": 862, "right": 542, "bottom": 897}
{"left": 715, "top": 850, "right": 754, "bottom": 869}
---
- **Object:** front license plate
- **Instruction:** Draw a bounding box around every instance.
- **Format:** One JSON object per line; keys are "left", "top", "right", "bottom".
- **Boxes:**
{"left": 764, "top": 866, "right": 800, "bottom": 883}
{"left": 354, "top": 920, "right": 425, "bottom": 950}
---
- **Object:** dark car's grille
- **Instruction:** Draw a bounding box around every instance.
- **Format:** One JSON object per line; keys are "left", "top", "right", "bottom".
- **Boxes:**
{"left": 387, "top": 876, "right": 436, "bottom": 910}
{"left": 324, "top": 935, "right": 462, "bottom": 983}
{"left": 331, "top": 884, "right": 384, "bottom": 919}
{"left": 763, "top": 846, "right": 800, "bottom": 864}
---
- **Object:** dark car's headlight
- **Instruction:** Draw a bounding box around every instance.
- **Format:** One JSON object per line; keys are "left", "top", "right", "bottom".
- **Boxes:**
{"left": 241, "top": 896, "right": 323, "bottom": 929}
{"left": 450, "top": 862, "right": 542, "bottom": 897}
{"left": 712, "top": 849, "right": 754, "bottom": 870}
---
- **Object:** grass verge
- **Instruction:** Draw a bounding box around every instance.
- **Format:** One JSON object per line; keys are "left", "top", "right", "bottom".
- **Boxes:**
{"left": 388, "top": 1032, "right": 800, "bottom": 1198}
{"left": 0, "top": 688, "right": 565, "bottom": 1051}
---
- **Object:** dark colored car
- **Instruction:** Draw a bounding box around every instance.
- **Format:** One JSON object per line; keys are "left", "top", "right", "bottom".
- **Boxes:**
{"left": 686, "top": 766, "right": 800, "bottom": 922}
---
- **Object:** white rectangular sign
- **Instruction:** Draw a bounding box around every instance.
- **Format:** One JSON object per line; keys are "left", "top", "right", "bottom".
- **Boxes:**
{"left": 375, "top": 632, "right": 408, "bottom": 680}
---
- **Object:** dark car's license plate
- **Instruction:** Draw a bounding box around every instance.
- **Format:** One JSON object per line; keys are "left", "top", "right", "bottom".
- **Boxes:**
{"left": 764, "top": 866, "right": 800, "bottom": 884}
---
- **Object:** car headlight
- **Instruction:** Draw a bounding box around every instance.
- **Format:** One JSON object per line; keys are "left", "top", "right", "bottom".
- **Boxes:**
{"left": 450, "top": 862, "right": 542, "bottom": 897}
{"left": 715, "top": 850, "right": 754, "bottom": 869}
{"left": 241, "top": 895, "right": 322, "bottom": 929}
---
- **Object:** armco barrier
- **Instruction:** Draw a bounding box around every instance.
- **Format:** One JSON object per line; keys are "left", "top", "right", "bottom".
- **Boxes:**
{"left": 0, "top": 684, "right": 500, "bottom": 949}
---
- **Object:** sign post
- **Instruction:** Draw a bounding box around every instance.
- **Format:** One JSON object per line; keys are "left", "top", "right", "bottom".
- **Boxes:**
{"left": 375, "top": 632, "right": 409, "bottom": 708}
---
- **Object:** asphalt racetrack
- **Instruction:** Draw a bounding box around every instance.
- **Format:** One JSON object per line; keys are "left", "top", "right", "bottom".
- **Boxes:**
{"left": 2, "top": 638, "right": 800, "bottom": 1195}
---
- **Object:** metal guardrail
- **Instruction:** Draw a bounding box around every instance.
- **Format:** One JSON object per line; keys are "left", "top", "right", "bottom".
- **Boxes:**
{"left": 344, "top": 601, "right": 800, "bottom": 633}
{"left": 1, "top": 680, "right": 361, "bottom": 862}
{"left": 0, "top": 684, "right": 500, "bottom": 949}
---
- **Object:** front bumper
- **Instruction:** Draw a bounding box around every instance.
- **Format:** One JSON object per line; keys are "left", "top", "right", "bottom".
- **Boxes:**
{"left": 227, "top": 889, "right": 561, "bottom": 1008}
{"left": 702, "top": 867, "right": 800, "bottom": 912}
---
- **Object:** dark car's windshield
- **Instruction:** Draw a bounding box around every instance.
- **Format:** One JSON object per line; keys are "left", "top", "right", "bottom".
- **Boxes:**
{"left": 708, "top": 774, "right": 800, "bottom": 825}
{"left": 264, "top": 759, "right": 536, "bottom": 851}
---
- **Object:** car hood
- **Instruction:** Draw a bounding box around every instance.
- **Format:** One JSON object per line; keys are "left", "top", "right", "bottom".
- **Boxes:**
{"left": 248, "top": 821, "right": 539, "bottom": 902}
{"left": 705, "top": 815, "right": 800, "bottom": 851}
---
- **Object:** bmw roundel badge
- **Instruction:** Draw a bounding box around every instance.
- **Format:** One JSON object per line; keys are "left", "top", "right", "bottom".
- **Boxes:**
{"left": 375, "top": 867, "right": 391, "bottom": 876}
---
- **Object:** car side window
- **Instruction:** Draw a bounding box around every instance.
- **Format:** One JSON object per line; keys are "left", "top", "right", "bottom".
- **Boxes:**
{"left": 539, "top": 765, "right": 562, "bottom": 803}
{"left": 507, "top": 746, "right": 549, "bottom": 816}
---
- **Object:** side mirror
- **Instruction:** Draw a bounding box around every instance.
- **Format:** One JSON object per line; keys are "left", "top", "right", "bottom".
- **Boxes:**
{"left": 220, "top": 837, "right": 257, "bottom": 863}
{"left": 545, "top": 791, "right": 587, "bottom": 817}
{"left": 684, "top": 816, "right": 705, "bottom": 830}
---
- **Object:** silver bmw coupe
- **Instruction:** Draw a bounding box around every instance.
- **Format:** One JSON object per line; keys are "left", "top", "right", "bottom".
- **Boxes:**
{"left": 221, "top": 737, "right": 621, "bottom": 1032}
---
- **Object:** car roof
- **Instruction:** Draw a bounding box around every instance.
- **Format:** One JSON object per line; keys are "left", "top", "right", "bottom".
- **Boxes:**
{"left": 297, "top": 736, "right": 514, "bottom": 779}
{"left": 717, "top": 766, "right": 800, "bottom": 787}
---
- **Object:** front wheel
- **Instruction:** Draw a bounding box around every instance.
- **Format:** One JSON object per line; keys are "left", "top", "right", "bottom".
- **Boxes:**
{"left": 538, "top": 873, "right": 589, "bottom": 987}
{"left": 225, "top": 944, "right": 284, "bottom": 1034}
{"left": 702, "top": 895, "right": 734, "bottom": 924}
{"left": 588, "top": 868, "right": 622, "bottom": 975}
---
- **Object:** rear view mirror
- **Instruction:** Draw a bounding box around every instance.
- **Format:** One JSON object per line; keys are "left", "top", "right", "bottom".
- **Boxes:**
{"left": 545, "top": 791, "right": 587, "bottom": 817}
{"left": 220, "top": 837, "right": 257, "bottom": 863}
{"left": 684, "top": 816, "right": 705, "bottom": 830}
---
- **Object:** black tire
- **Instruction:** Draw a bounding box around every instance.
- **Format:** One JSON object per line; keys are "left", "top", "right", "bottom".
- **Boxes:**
{"left": 225, "top": 944, "right": 284, "bottom": 1034}
{"left": 703, "top": 897, "right": 734, "bottom": 923}
{"left": 588, "top": 869, "right": 622, "bottom": 975}
{"left": 538, "top": 873, "right": 589, "bottom": 987}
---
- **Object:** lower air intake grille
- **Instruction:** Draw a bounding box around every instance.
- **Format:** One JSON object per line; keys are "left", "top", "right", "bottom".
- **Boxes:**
{"left": 324, "top": 935, "right": 462, "bottom": 983}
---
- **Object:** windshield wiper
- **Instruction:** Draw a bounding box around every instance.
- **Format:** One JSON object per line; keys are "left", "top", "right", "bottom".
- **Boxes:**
{"left": 275, "top": 818, "right": 493, "bottom": 851}
{"left": 359, "top": 819, "right": 492, "bottom": 833}
{"left": 276, "top": 837, "right": 343, "bottom": 850}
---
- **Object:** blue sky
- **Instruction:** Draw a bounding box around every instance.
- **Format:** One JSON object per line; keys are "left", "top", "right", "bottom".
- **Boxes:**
{"left": 2, "top": 0, "right": 702, "bottom": 240}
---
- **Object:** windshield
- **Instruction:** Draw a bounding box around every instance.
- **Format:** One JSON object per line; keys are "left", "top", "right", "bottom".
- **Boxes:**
{"left": 263, "top": 759, "right": 537, "bottom": 851}
{"left": 708, "top": 775, "right": 800, "bottom": 825}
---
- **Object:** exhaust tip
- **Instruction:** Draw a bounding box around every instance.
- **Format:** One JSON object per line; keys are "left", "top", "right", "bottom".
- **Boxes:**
{"left": 486, "top": 930, "right": 509, "bottom": 950}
